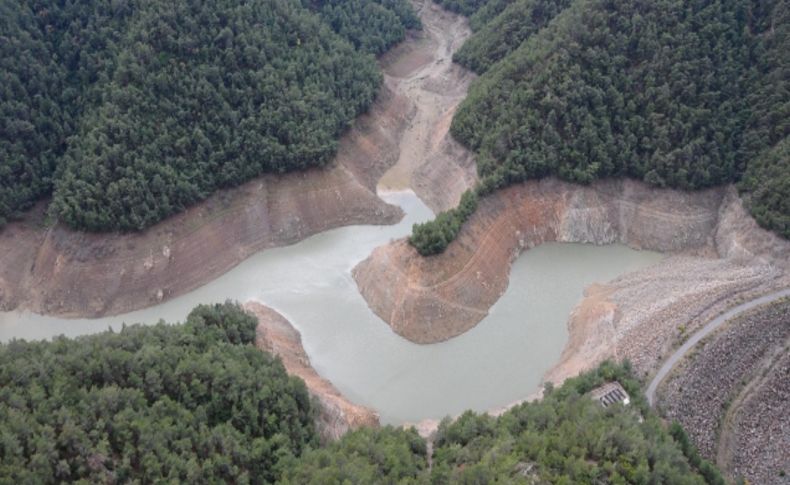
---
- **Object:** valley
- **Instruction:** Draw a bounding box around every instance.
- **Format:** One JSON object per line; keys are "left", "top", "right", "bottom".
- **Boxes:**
{"left": 1, "top": 0, "right": 788, "bottom": 482}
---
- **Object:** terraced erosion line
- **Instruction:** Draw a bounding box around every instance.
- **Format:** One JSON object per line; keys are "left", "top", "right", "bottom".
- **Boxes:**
{"left": 645, "top": 288, "right": 790, "bottom": 406}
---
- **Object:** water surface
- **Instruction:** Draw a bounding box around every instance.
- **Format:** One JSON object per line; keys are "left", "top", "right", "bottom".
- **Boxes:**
{"left": 0, "top": 192, "right": 662, "bottom": 424}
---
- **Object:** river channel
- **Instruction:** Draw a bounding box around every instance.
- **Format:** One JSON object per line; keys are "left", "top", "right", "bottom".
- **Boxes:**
{"left": 0, "top": 191, "right": 661, "bottom": 424}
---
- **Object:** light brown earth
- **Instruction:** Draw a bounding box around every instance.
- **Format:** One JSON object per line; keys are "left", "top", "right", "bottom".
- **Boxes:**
{"left": 354, "top": 178, "right": 790, "bottom": 385}
{"left": 245, "top": 302, "right": 379, "bottom": 442}
{"left": 376, "top": 0, "right": 478, "bottom": 211}
{"left": 0, "top": 0, "right": 476, "bottom": 443}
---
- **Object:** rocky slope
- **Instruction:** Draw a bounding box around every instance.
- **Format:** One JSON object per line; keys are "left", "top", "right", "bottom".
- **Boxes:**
{"left": 353, "top": 179, "right": 790, "bottom": 369}
{"left": 245, "top": 302, "right": 379, "bottom": 442}
{"left": 656, "top": 300, "right": 790, "bottom": 484}
{"left": 725, "top": 351, "right": 790, "bottom": 485}
{"left": 0, "top": 79, "right": 410, "bottom": 318}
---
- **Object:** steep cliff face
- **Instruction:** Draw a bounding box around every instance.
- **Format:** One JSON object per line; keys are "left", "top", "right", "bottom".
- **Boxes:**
{"left": 353, "top": 178, "right": 790, "bottom": 345}
{"left": 246, "top": 302, "right": 379, "bottom": 442}
{"left": 0, "top": 83, "right": 410, "bottom": 317}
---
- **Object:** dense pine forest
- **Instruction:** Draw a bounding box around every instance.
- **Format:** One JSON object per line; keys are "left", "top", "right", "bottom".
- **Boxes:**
{"left": 287, "top": 362, "right": 724, "bottom": 484}
{"left": 0, "top": 303, "right": 317, "bottom": 482}
{"left": 0, "top": 317, "right": 723, "bottom": 484}
{"left": 0, "top": 0, "right": 418, "bottom": 231}
{"left": 411, "top": 0, "right": 789, "bottom": 255}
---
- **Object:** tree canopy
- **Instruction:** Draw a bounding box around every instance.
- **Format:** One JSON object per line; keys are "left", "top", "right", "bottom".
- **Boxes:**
{"left": 0, "top": 0, "right": 418, "bottom": 231}
{"left": 0, "top": 315, "right": 724, "bottom": 484}
{"left": 280, "top": 361, "right": 725, "bottom": 484}
{"left": 0, "top": 302, "right": 316, "bottom": 483}
{"left": 410, "top": 0, "right": 789, "bottom": 255}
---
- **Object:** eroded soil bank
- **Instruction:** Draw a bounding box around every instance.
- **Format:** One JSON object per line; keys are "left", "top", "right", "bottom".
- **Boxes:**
{"left": 376, "top": 0, "right": 477, "bottom": 211}
{"left": 0, "top": 0, "right": 476, "bottom": 320}
{"left": 0, "top": 0, "right": 478, "bottom": 438}
{"left": 246, "top": 302, "right": 379, "bottom": 442}
{"left": 0, "top": 53, "right": 416, "bottom": 318}
{"left": 354, "top": 178, "right": 790, "bottom": 380}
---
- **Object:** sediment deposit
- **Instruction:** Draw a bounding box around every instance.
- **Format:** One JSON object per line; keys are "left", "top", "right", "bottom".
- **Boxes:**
{"left": 246, "top": 302, "right": 379, "bottom": 442}
{"left": 376, "top": 0, "right": 478, "bottom": 211}
{"left": 354, "top": 179, "right": 790, "bottom": 372}
{"left": 656, "top": 300, "right": 790, "bottom": 484}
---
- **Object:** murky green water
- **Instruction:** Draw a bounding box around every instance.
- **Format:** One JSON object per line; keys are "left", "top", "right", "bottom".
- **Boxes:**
{"left": 0, "top": 191, "right": 662, "bottom": 424}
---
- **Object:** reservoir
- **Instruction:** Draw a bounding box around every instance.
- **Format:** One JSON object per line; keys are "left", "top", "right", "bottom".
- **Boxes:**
{"left": 0, "top": 191, "right": 662, "bottom": 424}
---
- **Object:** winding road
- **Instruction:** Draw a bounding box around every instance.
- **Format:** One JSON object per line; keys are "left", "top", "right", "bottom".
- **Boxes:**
{"left": 645, "top": 287, "right": 790, "bottom": 406}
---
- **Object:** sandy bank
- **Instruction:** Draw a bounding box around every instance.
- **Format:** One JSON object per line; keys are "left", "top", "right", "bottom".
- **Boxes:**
{"left": 353, "top": 178, "right": 790, "bottom": 380}
{"left": 245, "top": 302, "right": 379, "bottom": 442}
{"left": 0, "top": 0, "right": 479, "bottom": 320}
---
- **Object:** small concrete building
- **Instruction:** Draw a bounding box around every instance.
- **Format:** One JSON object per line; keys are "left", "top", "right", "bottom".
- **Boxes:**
{"left": 590, "top": 382, "right": 631, "bottom": 408}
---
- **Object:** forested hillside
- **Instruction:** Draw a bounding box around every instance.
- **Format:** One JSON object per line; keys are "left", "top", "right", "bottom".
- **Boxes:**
{"left": 1, "top": 323, "right": 722, "bottom": 485}
{"left": 0, "top": 0, "right": 418, "bottom": 231}
{"left": 411, "top": 0, "right": 789, "bottom": 255}
{"left": 0, "top": 303, "right": 317, "bottom": 483}
{"left": 283, "top": 362, "right": 724, "bottom": 484}
{"left": 453, "top": 0, "right": 572, "bottom": 73}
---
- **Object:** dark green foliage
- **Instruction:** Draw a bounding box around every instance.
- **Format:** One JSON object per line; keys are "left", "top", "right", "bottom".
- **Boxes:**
{"left": 737, "top": 1, "right": 790, "bottom": 238}
{"left": 0, "top": 327, "right": 720, "bottom": 484}
{"left": 455, "top": 0, "right": 573, "bottom": 73}
{"left": 429, "top": 361, "right": 721, "bottom": 484}
{"left": 454, "top": 0, "right": 757, "bottom": 189}
{"left": 434, "top": 0, "right": 490, "bottom": 16}
{"left": 739, "top": 138, "right": 790, "bottom": 238}
{"left": 311, "top": 0, "right": 421, "bottom": 55}
{"left": 280, "top": 361, "right": 722, "bottom": 484}
{"left": 0, "top": 302, "right": 317, "bottom": 483}
{"left": 467, "top": 0, "right": 516, "bottom": 31}
{"left": 0, "top": 2, "right": 68, "bottom": 226}
{"left": 0, "top": 0, "right": 417, "bottom": 231}
{"left": 409, "top": 189, "right": 477, "bottom": 255}
{"left": 411, "top": 0, "right": 789, "bottom": 254}
{"left": 669, "top": 423, "right": 726, "bottom": 485}
{"left": 279, "top": 427, "right": 427, "bottom": 483}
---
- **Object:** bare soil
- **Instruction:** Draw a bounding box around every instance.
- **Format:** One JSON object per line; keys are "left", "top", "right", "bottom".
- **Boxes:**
{"left": 355, "top": 178, "right": 790, "bottom": 350}
{"left": 377, "top": 0, "right": 478, "bottom": 212}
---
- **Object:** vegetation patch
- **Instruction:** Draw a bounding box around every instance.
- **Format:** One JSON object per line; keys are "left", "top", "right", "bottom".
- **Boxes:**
{"left": 0, "top": 308, "right": 725, "bottom": 484}
{"left": 0, "top": 0, "right": 418, "bottom": 231}
{"left": 0, "top": 302, "right": 316, "bottom": 483}
{"left": 410, "top": 0, "right": 789, "bottom": 254}
{"left": 284, "top": 361, "right": 725, "bottom": 484}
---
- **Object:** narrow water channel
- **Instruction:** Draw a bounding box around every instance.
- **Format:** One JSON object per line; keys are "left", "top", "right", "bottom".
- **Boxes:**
{"left": 0, "top": 191, "right": 662, "bottom": 424}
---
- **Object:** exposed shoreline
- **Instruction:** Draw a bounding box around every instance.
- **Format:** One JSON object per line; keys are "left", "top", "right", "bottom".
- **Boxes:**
{"left": 354, "top": 178, "right": 790, "bottom": 385}
{"left": 1, "top": 0, "right": 787, "bottom": 450}
{"left": 246, "top": 302, "right": 380, "bottom": 442}
{"left": 0, "top": 52, "right": 415, "bottom": 319}
{"left": 0, "top": 0, "right": 478, "bottom": 439}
